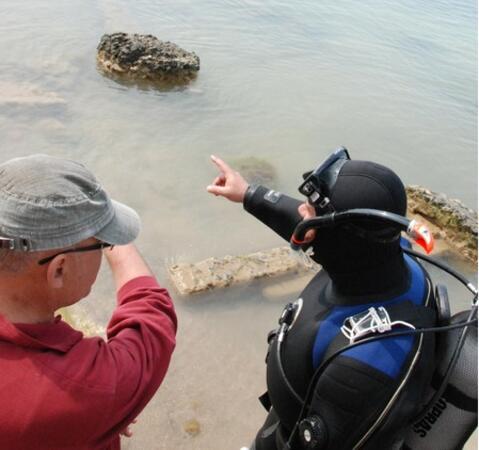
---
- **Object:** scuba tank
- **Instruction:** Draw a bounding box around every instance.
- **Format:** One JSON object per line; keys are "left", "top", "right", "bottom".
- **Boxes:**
{"left": 403, "top": 309, "right": 478, "bottom": 450}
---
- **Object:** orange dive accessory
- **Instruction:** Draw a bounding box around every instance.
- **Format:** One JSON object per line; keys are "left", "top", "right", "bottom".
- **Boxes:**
{"left": 407, "top": 220, "right": 434, "bottom": 254}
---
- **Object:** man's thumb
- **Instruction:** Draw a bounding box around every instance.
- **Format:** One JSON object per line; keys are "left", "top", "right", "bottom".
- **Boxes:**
{"left": 207, "top": 185, "right": 226, "bottom": 196}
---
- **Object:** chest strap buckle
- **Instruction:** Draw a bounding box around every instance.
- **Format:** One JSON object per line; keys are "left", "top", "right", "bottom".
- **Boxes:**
{"left": 341, "top": 306, "right": 416, "bottom": 345}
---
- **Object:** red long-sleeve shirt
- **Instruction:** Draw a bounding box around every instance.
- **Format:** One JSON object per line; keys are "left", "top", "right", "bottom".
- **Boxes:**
{"left": 0, "top": 276, "right": 177, "bottom": 450}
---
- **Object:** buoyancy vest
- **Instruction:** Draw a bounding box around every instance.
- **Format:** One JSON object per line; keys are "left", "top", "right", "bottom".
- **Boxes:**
{"left": 311, "top": 254, "right": 429, "bottom": 373}
{"left": 263, "top": 255, "right": 437, "bottom": 449}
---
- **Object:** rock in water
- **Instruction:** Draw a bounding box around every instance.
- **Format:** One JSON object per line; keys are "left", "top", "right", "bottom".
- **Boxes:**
{"left": 97, "top": 33, "right": 200, "bottom": 84}
{"left": 231, "top": 156, "right": 277, "bottom": 186}
{"left": 183, "top": 419, "right": 200, "bottom": 436}
{"left": 168, "top": 247, "right": 318, "bottom": 295}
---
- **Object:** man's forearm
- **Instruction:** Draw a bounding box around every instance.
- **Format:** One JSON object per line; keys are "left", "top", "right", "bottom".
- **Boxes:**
{"left": 104, "top": 244, "right": 153, "bottom": 290}
{"left": 243, "top": 185, "right": 304, "bottom": 242}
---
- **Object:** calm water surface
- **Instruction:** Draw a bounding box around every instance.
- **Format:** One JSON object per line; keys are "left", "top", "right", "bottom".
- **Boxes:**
{"left": 0, "top": 1, "right": 477, "bottom": 449}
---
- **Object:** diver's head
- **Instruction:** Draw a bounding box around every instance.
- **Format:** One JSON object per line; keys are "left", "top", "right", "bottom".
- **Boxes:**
{"left": 299, "top": 148, "right": 408, "bottom": 293}
{"left": 299, "top": 147, "right": 406, "bottom": 217}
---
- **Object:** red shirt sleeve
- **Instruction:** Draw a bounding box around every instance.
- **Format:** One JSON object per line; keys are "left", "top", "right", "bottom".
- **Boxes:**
{"left": 97, "top": 276, "right": 177, "bottom": 441}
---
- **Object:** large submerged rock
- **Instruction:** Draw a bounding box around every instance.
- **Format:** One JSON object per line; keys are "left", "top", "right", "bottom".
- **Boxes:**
{"left": 97, "top": 33, "right": 200, "bottom": 84}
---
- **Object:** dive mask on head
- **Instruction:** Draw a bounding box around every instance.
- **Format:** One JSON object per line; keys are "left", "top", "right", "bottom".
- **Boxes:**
{"left": 298, "top": 147, "right": 350, "bottom": 212}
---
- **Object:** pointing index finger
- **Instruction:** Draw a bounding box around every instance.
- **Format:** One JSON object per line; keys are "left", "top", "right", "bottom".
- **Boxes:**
{"left": 210, "top": 155, "right": 233, "bottom": 175}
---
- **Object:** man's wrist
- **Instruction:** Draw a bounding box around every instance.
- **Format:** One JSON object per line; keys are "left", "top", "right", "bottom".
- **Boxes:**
{"left": 243, "top": 184, "right": 257, "bottom": 208}
{"left": 105, "top": 244, "right": 153, "bottom": 290}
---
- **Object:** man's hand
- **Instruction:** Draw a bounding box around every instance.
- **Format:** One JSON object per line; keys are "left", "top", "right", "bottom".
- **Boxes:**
{"left": 120, "top": 418, "right": 137, "bottom": 438}
{"left": 298, "top": 202, "right": 317, "bottom": 243}
{"left": 206, "top": 155, "right": 249, "bottom": 203}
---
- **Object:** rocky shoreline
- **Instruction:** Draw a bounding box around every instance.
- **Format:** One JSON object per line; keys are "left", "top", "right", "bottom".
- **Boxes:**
{"left": 407, "top": 186, "right": 477, "bottom": 264}
{"left": 169, "top": 186, "right": 477, "bottom": 295}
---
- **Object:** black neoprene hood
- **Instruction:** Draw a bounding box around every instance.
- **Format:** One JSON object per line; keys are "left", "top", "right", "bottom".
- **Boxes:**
{"left": 310, "top": 159, "right": 409, "bottom": 294}
{"left": 328, "top": 160, "right": 407, "bottom": 216}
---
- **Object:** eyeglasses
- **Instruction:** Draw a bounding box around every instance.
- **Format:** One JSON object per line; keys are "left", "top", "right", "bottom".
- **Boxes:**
{"left": 298, "top": 147, "right": 350, "bottom": 210}
{"left": 37, "top": 242, "right": 114, "bottom": 266}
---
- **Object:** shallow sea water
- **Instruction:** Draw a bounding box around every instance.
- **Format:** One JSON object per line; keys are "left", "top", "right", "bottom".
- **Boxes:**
{"left": 0, "top": 0, "right": 477, "bottom": 448}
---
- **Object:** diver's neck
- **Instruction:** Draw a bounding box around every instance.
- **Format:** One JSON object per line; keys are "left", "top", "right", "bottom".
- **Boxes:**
{"left": 328, "top": 253, "right": 409, "bottom": 299}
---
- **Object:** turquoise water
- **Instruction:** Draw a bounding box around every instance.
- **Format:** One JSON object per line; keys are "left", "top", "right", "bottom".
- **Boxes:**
{"left": 0, "top": 1, "right": 477, "bottom": 449}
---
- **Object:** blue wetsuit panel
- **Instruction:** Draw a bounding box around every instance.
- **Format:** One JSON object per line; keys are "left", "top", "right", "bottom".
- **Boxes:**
{"left": 312, "top": 255, "right": 426, "bottom": 378}
{"left": 400, "top": 237, "right": 412, "bottom": 249}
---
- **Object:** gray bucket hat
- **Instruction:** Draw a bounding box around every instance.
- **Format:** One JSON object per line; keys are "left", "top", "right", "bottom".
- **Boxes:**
{"left": 0, "top": 154, "right": 140, "bottom": 251}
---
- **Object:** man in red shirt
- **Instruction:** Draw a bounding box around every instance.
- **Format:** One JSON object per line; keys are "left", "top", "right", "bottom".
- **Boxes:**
{"left": 0, "top": 155, "right": 177, "bottom": 449}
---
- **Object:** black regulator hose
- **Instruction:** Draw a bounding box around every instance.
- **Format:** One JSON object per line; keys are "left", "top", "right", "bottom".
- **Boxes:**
{"left": 290, "top": 209, "right": 411, "bottom": 250}
{"left": 290, "top": 209, "right": 475, "bottom": 298}
{"left": 403, "top": 247, "right": 478, "bottom": 299}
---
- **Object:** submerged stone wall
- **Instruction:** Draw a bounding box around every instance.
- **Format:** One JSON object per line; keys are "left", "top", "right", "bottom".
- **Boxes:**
{"left": 169, "top": 186, "right": 477, "bottom": 295}
{"left": 168, "top": 247, "right": 316, "bottom": 296}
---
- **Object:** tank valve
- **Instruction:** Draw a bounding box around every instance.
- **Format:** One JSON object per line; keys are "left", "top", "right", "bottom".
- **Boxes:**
{"left": 299, "top": 415, "right": 328, "bottom": 449}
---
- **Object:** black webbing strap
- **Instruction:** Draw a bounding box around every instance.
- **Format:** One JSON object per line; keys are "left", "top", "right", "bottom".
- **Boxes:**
{"left": 259, "top": 391, "right": 272, "bottom": 411}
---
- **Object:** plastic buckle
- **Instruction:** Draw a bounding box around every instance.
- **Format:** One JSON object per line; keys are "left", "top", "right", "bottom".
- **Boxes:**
{"left": 279, "top": 303, "right": 296, "bottom": 326}
{"left": 0, "top": 237, "right": 31, "bottom": 251}
{"left": 318, "top": 197, "right": 330, "bottom": 209}
{"left": 341, "top": 306, "right": 416, "bottom": 344}
{"left": 0, "top": 237, "right": 16, "bottom": 250}
{"left": 341, "top": 307, "right": 392, "bottom": 344}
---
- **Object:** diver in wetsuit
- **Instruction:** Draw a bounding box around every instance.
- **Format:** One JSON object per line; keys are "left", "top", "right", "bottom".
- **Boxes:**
{"left": 207, "top": 149, "right": 437, "bottom": 450}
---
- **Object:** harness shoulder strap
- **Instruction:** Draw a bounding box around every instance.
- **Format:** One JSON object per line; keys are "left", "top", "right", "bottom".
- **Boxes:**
{"left": 323, "top": 301, "right": 437, "bottom": 364}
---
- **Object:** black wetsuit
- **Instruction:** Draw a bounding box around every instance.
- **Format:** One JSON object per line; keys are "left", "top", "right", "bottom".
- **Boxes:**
{"left": 244, "top": 185, "right": 437, "bottom": 450}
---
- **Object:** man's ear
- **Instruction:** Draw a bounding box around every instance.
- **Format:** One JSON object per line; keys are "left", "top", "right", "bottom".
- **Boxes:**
{"left": 46, "top": 255, "right": 67, "bottom": 289}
